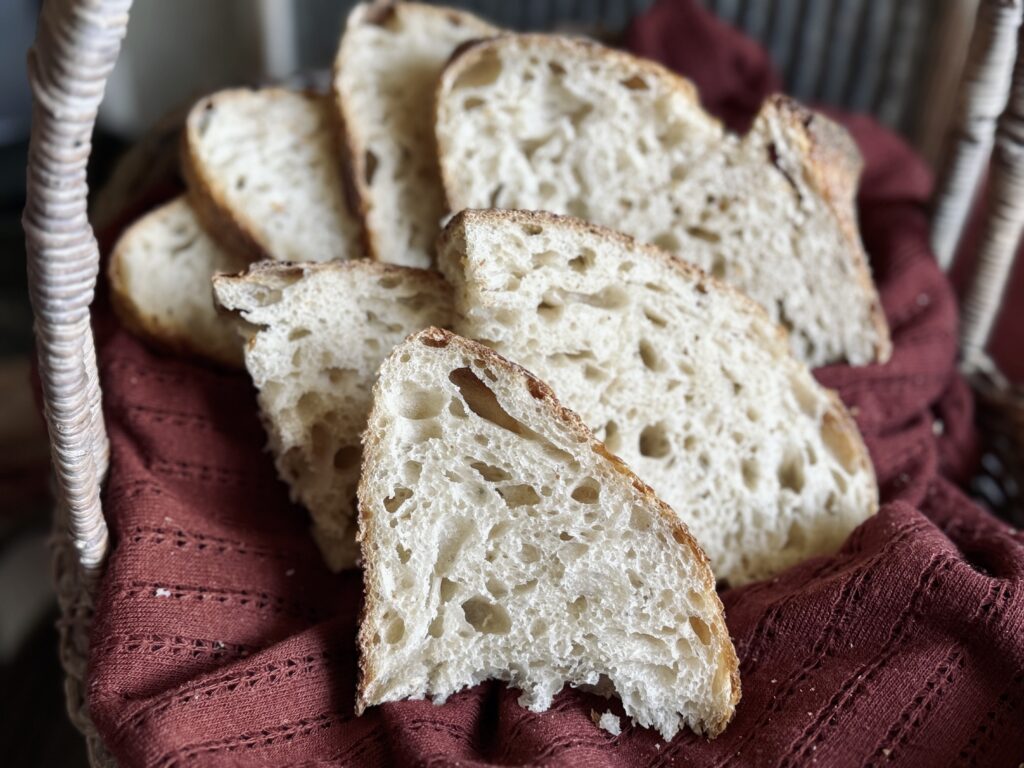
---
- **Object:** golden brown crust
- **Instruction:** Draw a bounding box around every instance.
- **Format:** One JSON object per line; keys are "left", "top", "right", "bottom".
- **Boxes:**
{"left": 355, "top": 325, "right": 741, "bottom": 732}
{"left": 333, "top": 2, "right": 497, "bottom": 262}
{"left": 761, "top": 95, "right": 892, "bottom": 364}
{"left": 107, "top": 199, "right": 245, "bottom": 369}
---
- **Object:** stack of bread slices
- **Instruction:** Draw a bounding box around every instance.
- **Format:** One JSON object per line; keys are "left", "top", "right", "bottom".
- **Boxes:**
{"left": 109, "top": 1, "right": 888, "bottom": 741}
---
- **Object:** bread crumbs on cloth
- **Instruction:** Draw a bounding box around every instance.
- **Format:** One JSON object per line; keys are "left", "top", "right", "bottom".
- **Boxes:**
{"left": 592, "top": 710, "right": 622, "bottom": 736}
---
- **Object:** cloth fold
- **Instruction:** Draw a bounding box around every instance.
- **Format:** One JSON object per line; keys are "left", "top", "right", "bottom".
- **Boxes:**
{"left": 87, "top": 1, "right": 1024, "bottom": 764}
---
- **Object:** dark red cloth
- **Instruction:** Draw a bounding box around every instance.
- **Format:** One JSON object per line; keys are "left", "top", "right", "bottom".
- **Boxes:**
{"left": 87, "top": 2, "right": 1024, "bottom": 765}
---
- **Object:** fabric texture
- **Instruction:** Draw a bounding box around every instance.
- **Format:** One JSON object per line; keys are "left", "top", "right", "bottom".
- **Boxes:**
{"left": 86, "top": 2, "right": 1024, "bottom": 765}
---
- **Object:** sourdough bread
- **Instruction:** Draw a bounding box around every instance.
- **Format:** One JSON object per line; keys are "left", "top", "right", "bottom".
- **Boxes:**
{"left": 438, "top": 209, "right": 878, "bottom": 586}
{"left": 357, "top": 327, "right": 740, "bottom": 739}
{"left": 109, "top": 196, "right": 249, "bottom": 366}
{"left": 183, "top": 88, "right": 362, "bottom": 263}
{"left": 334, "top": 2, "right": 497, "bottom": 267}
{"left": 435, "top": 34, "right": 890, "bottom": 367}
{"left": 213, "top": 261, "right": 452, "bottom": 570}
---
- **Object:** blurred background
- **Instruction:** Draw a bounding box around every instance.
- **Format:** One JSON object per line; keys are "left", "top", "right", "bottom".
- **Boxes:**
{"left": 0, "top": 0, "right": 988, "bottom": 764}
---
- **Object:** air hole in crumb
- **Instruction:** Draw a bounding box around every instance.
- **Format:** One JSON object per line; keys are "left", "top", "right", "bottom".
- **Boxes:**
{"left": 571, "top": 477, "right": 601, "bottom": 504}
{"left": 741, "top": 458, "right": 759, "bottom": 490}
{"left": 440, "top": 577, "right": 458, "bottom": 602}
{"left": 384, "top": 487, "right": 413, "bottom": 513}
{"left": 384, "top": 615, "right": 405, "bottom": 644}
{"left": 464, "top": 96, "right": 485, "bottom": 110}
{"left": 621, "top": 74, "right": 649, "bottom": 90}
{"left": 522, "top": 224, "right": 543, "bottom": 236}
{"left": 569, "top": 248, "right": 596, "bottom": 273}
{"left": 831, "top": 468, "right": 848, "bottom": 493}
{"left": 639, "top": 423, "right": 671, "bottom": 458}
{"left": 462, "top": 596, "right": 511, "bottom": 634}
{"left": 778, "top": 448, "right": 805, "bottom": 493}
{"left": 498, "top": 484, "right": 540, "bottom": 508}
{"left": 569, "top": 596, "right": 587, "bottom": 618}
{"left": 449, "top": 367, "right": 524, "bottom": 434}
{"left": 288, "top": 328, "right": 311, "bottom": 341}
{"left": 428, "top": 613, "right": 444, "bottom": 638}
{"left": 531, "top": 618, "right": 548, "bottom": 637}
{"left": 486, "top": 577, "right": 508, "bottom": 598}
{"left": 639, "top": 339, "right": 665, "bottom": 372}
{"left": 644, "top": 307, "right": 668, "bottom": 327}
{"left": 520, "top": 543, "right": 540, "bottom": 563}
{"left": 398, "top": 384, "right": 446, "bottom": 420}
{"left": 548, "top": 61, "right": 567, "bottom": 76}
{"left": 603, "top": 421, "right": 622, "bottom": 452}
{"left": 710, "top": 255, "right": 727, "bottom": 279}
{"left": 449, "top": 398, "right": 468, "bottom": 419}
{"left": 453, "top": 49, "right": 503, "bottom": 90}
{"left": 396, "top": 544, "right": 411, "bottom": 564}
{"left": 364, "top": 150, "right": 379, "bottom": 187}
{"left": 629, "top": 506, "right": 653, "bottom": 531}
{"left": 471, "top": 461, "right": 510, "bottom": 482}
{"left": 689, "top": 616, "right": 711, "bottom": 645}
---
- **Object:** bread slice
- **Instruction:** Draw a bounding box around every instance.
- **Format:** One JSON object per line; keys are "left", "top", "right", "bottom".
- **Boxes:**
{"left": 357, "top": 327, "right": 740, "bottom": 740}
{"left": 333, "top": 2, "right": 497, "bottom": 267}
{"left": 109, "top": 196, "right": 249, "bottom": 367}
{"left": 183, "top": 88, "right": 362, "bottom": 263}
{"left": 438, "top": 209, "right": 878, "bottom": 586}
{"left": 212, "top": 261, "right": 452, "bottom": 570}
{"left": 435, "top": 34, "right": 890, "bottom": 367}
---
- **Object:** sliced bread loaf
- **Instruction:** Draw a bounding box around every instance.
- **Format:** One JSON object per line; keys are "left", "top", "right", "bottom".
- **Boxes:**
{"left": 357, "top": 327, "right": 740, "bottom": 739}
{"left": 183, "top": 88, "right": 362, "bottom": 263}
{"left": 334, "top": 2, "right": 496, "bottom": 267}
{"left": 213, "top": 261, "right": 452, "bottom": 570}
{"left": 435, "top": 34, "right": 890, "bottom": 367}
{"left": 438, "top": 209, "right": 878, "bottom": 586}
{"left": 109, "top": 196, "right": 249, "bottom": 367}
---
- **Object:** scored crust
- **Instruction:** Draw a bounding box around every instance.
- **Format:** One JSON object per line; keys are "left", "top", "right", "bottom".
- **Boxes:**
{"left": 435, "top": 34, "right": 891, "bottom": 365}
{"left": 355, "top": 326, "right": 741, "bottom": 736}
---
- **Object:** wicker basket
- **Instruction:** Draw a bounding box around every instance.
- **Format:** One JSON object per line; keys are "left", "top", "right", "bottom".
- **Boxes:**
{"left": 21, "top": 0, "right": 1024, "bottom": 763}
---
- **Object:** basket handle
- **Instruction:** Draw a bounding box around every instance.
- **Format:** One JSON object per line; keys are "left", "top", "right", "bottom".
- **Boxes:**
{"left": 931, "top": 0, "right": 1024, "bottom": 367}
{"left": 22, "top": 0, "right": 134, "bottom": 573}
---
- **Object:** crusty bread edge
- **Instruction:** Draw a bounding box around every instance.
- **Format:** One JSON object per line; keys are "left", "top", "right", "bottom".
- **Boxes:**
{"left": 107, "top": 198, "right": 244, "bottom": 369}
{"left": 355, "top": 326, "right": 741, "bottom": 737}
{"left": 762, "top": 95, "right": 892, "bottom": 364}
{"left": 333, "top": 1, "right": 498, "bottom": 263}
{"left": 440, "top": 206, "right": 878, "bottom": 535}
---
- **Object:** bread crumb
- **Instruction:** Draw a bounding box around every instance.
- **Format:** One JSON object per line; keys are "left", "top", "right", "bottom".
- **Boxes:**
{"left": 598, "top": 711, "right": 621, "bottom": 736}
{"left": 154, "top": 587, "right": 172, "bottom": 598}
